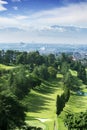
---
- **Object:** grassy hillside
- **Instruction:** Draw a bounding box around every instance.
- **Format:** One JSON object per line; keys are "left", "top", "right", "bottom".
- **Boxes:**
{"left": 0, "top": 64, "right": 15, "bottom": 70}
{"left": 23, "top": 79, "right": 63, "bottom": 130}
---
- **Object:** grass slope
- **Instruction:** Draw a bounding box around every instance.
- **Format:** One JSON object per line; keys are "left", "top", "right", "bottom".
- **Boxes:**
{"left": 0, "top": 64, "right": 15, "bottom": 70}
{"left": 58, "top": 68, "right": 87, "bottom": 130}
{"left": 23, "top": 79, "right": 63, "bottom": 130}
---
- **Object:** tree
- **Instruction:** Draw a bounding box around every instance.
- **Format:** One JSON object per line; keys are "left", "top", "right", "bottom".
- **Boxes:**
{"left": 33, "top": 64, "right": 49, "bottom": 80}
{"left": 0, "top": 50, "right": 3, "bottom": 63}
{"left": 0, "top": 93, "right": 25, "bottom": 130}
{"left": 64, "top": 71, "right": 81, "bottom": 91}
{"left": 47, "top": 54, "right": 55, "bottom": 65}
{"left": 78, "top": 65, "right": 87, "bottom": 84}
{"left": 60, "top": 62, "right": 69, "bottom": 75}
{"left": 8, "top": 67, "right": 41, "bottom": 99}
{"left": 64, "top": 111, "right": 87, "bottom": 130}
{"left": 48, "top": 66, "right": 57, "bottom": 78}
{"left": 27, "top": 51, "right": 44, "bottom": 65}
{"left": 10, "top": 67, "right": 30, "bottom": 99}
{"left": 4, "top": 50, "right": 15, "bottom": 65}
{"left": 56, "top": 95, "right": 61, "bottom": 115}
{"left": 56, "top": 88, "right": 70, "bottom": 116}
{"left": 63, "top": 86, "right": 70, "bottom": 102}
{"left": 64, "top": 72, "right": 72, "bottom": 88}
{"left": 16, "top": 52, "right": 27, "bottom": 64}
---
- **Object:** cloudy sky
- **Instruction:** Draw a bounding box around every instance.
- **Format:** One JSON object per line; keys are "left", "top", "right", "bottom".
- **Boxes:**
{"left": 0, "top": 0, "right": 87, "bottom": 44}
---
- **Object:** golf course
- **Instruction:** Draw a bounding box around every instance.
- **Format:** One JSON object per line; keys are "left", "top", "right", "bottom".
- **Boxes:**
{"left": 0, "top": 51, "right": 87, "bottom": 130}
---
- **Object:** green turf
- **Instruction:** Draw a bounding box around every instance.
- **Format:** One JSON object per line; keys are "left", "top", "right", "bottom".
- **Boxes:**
{"left": 56, "top": 73, "right": 63, "bottom": 78}
{"left": 58, "top": 117, "right": 67, "bottom": 130}
{"left": 69, "top": 69, "right": 77, "bottom": 76}
{"left": 0, "top": 64, "right": 15, "bottom": 70}
{"left": 23, "top": 80, "right": 63, "bottom": 130}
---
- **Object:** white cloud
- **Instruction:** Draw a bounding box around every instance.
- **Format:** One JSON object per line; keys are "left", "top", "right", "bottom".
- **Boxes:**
{"left": 0, "top": 2, "right": 87, "bottom": 29}
{"left": 13, "top": 6, "right": 18, "bottom": 10}
{"left": 14, "top": 15, "right": 28, "bottom": 20}
{"left": 11, "top": 0, "right": 21, "bottom": 2}
{"left": 0, "top": 0, "right": 7, "bottom": 4}
{"left": 38, "top": 26, "right": 66, "bottom": 32}
{"left": 0, "top": 17, "right": 19, "bottom": 27}
{"left": 29, "top": 2, "right": 87, "bottom": 28}
{"left": 0, "top": 15, "right": 30, "bottom": 31}
{"left": 0, "top": 0, "right": 8, "bottom": 11}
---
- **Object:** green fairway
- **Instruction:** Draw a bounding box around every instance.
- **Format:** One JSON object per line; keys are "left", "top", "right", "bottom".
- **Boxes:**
{"left": 58, "top": 117, "right": 67, "bottom": 130}
{"left": 0, "top": 64, "right": 15, "bottom": 70}
{"left": 56, "top": 73, "right": 63, "bottom": 78}
{"left": 69, "top": 69, "right": 77, "bottom": 76}
{"left": 23, "top": 80, "right": 63, "bottom": 130}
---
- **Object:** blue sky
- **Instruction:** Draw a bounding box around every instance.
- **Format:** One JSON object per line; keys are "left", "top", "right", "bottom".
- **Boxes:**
{"left": 0, "top": 0, "right": 87, "bottom": 44}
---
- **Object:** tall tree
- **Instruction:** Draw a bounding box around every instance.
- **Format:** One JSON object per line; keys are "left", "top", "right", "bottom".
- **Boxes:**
{"left": 48, "top": 66, "right": 57, "bottom": 78}
{"left": 33, "top": 64, "right": 49, "bottom": 80}
{"left": 60, "top": 62, "right": 69, "bottom": 75}
{"left": 47, "top": 54, "right": 55, "bottom": 65}
{"left": 0, "top": 93, "right": 25, "bottom": 130}
{"left": 78, "top": 65, "right": 87, "bottom": 84}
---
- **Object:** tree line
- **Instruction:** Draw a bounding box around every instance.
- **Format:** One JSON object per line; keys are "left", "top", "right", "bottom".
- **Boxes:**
{"left": 64, "top": 111, "right": 87, "bottom": 130}
{"left": 56, "top": 87, "right": 70, "bottom": 115}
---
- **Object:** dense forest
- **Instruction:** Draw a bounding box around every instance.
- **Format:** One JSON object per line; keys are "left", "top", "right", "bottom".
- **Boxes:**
{"left": 0, "top": 50, "right": 87, "bottom": 130}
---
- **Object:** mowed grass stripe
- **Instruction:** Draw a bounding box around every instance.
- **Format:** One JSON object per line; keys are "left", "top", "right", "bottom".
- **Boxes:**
{"left": 0, "top": 64, "right": 15, "bottom": 70}
{"left": 24, "top": 80, "right": 63, "bottom": 130}
{"left": 64, "top": 93, "right": 87, "bottom": 113}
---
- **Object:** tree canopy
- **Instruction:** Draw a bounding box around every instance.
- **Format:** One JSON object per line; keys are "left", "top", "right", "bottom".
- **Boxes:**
{"left": 0, "top": 93, "right": 25, "bottom": 130}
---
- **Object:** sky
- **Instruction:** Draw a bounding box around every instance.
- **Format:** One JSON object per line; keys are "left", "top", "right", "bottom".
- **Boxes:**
{"left": 0, "top": 0, "right": 87, "bottom": 44}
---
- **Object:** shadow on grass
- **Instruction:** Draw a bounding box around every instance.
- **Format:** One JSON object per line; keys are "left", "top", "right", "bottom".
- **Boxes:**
{"left": 22, "top": 79, "right": 61, "bottom": 115}
{"left": 26, "top": 116, "right": 36, "bottom": 120}
{"left": 66, "top": 93, "right": 87, "bottom": 110}
{"left": 34, "top": 80, "right": 60, "bottom": 95}
{"left": 23, "top": 92, "right": 54, "bottom": 113}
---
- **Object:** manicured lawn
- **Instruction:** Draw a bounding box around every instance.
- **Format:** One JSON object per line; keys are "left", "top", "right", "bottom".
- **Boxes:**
{"left": 69, "top": 69, "right": 77, "bottom": 76}
{"left": 0, "top": 64, "right": 15, "bottom": 70}
{"left": 23, "top": 80, "right": 63, "bottom": 130}
{"left": 56, "top": 73, "right": 63, "bottom": 78}
{"left": 58, "top": 117, "right": 67, "bottom": 130}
